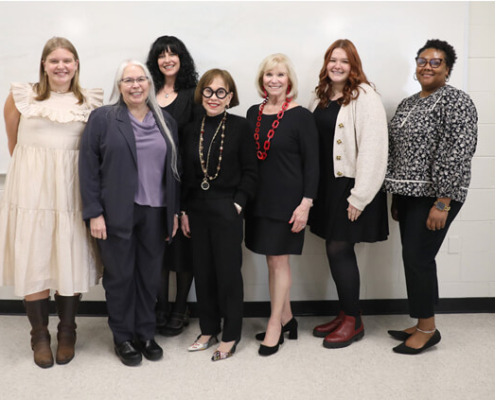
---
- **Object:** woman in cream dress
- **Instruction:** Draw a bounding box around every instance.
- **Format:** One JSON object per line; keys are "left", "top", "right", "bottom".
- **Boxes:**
{"left": 0, "top": 37, "right": 102, "bottom": 368}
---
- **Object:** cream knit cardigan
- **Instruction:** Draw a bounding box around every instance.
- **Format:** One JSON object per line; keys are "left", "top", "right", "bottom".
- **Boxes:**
{"left": 309, "top": 83, "right": 388, "bottom": 211}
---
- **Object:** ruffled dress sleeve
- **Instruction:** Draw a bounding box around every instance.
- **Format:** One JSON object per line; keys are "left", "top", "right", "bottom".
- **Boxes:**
{"left": 10, "top": 83, "right": 104, "bottom": 124}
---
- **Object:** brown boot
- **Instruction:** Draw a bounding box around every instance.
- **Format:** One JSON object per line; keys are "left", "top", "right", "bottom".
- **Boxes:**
{"left": 313, "top": 310, "right": 345, "bottom": 338}
{"left": 323, "top": 314, "right": 365, "bottom": 349}
{"left": 55, "top": 294, "right": 81, "bottom": 365}
{"left": 24, "top": 298, "right": 54, "bottom": 368}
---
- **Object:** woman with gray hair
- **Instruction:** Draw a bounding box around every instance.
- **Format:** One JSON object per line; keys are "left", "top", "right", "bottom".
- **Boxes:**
{"left": 79, "top": 60, "right": 180, "bottom": 366}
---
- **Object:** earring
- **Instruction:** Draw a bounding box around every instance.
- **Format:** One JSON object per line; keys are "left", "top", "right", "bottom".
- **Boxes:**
{"left": 445, "top": 75, "right": 450, "bottom": 83}
{"left": 263, "top": 88, "right": 268, "bottom": 98}
{"left": 413, "top": 73, "right": 418, "bottom": 81}
{"left": 286, "top": 85, "right": 291, "bottom": 95}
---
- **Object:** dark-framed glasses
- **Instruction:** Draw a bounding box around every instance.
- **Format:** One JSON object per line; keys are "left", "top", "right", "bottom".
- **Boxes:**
{"left": 202, "top": 87, "right": 229, "bottom": 99}
{"left": 416, "top": 57, "right": 443, "bottom": 68}
{"left": 120, "top": 76, "right": 149, "bottom": 86}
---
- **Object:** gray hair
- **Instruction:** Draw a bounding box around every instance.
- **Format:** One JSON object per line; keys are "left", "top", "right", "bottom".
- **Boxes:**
{"left": 110, "top": 60, "right": 179, "bottom": 180}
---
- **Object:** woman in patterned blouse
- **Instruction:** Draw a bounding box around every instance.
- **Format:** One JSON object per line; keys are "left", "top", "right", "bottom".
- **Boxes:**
{"left": 385, "top": 39, "right": 478, "bottom": 354}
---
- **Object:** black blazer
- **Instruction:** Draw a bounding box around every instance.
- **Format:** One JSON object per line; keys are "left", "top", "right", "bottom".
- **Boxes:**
{"left": 79, "top": 103, "right": 180, "bottom": 240}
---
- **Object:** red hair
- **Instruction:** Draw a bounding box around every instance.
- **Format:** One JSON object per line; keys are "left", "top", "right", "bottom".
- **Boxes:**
{"left": 316, "top": 39, "right": 372, "bottom": 107}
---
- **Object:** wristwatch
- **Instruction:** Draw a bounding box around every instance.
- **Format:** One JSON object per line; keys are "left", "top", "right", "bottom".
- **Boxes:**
{"left": 434, "top": 201, "right": 451, "bottom": 212}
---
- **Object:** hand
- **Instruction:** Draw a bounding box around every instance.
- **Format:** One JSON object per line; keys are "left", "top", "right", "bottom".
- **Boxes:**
{"left": 289, "top": 198, "right": 311, "bottom": 233}
{"left": 426, "top": 207, "right": 448, "bottom": 231}
{"left": 347, "top": 203, "right": 362, "bottom": 222}
{"left": 181, "top": 214, "right": 191, "bottom": 238}
{"left": 391, "top": 197, "right": 399, "bottom": 222}
{"left": 90, "top": 215, "right": 107, "bottom": 240}
{"left": 166, "top": 214, "right": 179, "bottom": 241}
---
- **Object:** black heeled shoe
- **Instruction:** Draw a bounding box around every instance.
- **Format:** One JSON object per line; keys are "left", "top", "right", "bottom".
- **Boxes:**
{"left": 255, "top": 317, "right": 298, "bottom": 341}
{"left": 388, "top": 330, "right": 413, "bottom": 341}
{"left": 258, "top": 326, "right": 284, "bottom": 356}
{"left": 393, "top": 330, "right": 441, "bottom": 355}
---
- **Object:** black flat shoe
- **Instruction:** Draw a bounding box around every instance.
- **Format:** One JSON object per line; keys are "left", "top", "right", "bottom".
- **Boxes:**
{"left": 388, "top": 330, "right": 413, "bottom": 341}
{"left": 134, "top": 339, "right": 163, "bottom": 361}
{"left": 259, "top": 327, "right": 284, "bottom": 356}
{"left": 158, "top": 309, "right": 190, "bottom": 337}
{"left": 393, "top": 330, "right": 441, "bottom": 355}
{"left": 255, "top": 317, "right": 298, "bottom": 341}
{"left": 115, "top": 341, "right": 142, "bottom": 366}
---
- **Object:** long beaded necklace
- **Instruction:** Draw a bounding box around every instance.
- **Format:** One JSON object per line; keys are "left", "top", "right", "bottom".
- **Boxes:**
{"left": 198, "top": 111, "right": 227, "bottom": 190}
{"left": 253, "top": 97, "right": 292, "bottom": 160}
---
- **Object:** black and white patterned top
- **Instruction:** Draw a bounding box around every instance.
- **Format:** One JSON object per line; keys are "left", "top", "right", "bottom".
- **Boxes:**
{"left": 384, "top": 85, "right": 478, "bottom": 203}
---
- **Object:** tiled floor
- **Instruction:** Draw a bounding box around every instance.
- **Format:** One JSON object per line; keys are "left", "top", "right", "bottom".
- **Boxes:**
{"left": 1, "top": 314, "right": 494, "bottom": 400}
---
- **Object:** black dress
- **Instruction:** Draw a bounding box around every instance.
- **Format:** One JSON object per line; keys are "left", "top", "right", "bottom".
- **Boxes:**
{"left": 161, "top": 89, "right": 197, "bottom": 273}
{"left": 245, "top": 105, "right": 319, "bottom": 255}
{"left": 309, "top": 102, "right": 388, "bottom": 243}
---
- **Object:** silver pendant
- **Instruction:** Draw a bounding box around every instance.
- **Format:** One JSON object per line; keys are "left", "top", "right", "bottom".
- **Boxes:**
{"left": 201, "top": 179, "right": 210, "bottom": 190}
{"left": 165, "top": 93, "right": 169, "bottom": 98}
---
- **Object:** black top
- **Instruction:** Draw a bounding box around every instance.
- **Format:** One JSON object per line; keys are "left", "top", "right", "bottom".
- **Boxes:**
{"left": 246, "top": 105, "right": 319, "bottom": 222}
{"left": 314, "top": 101, "right": 341, "bottom": 177}
{"left": 160, "top": 87, "right": 203, "bottom": 138}
{"left": 181, "top": 113, "right": 258, "bottom": 210}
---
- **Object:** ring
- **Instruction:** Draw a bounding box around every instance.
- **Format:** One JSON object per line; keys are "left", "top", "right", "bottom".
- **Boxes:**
{"left": 302, "top": 225, "right": 306, "bottom": 228}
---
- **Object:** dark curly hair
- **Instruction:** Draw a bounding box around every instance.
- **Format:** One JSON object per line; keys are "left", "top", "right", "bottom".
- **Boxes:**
{"left": 416, "top": 39, "right": 457, "bottom": 77}
{"left": 146, "top": 36, "right": 198, "bottom": 93}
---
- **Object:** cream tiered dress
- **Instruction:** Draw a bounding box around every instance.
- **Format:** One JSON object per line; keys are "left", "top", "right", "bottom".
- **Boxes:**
{"left": 0, "top": 83, "right": 103, "bottom": 296}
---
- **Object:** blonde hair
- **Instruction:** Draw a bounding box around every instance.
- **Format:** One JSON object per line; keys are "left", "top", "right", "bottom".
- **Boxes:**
{"left": 34, "top": 37, "right": 85, "bottom": 105}
{"left": 255, "top": 53, "right": 298, "bottom": 99}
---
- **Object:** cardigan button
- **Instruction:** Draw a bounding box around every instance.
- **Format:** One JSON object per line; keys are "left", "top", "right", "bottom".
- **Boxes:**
{"left": 336, "top": 156, "right": 341, "bottom": 160}
{"left": 337, "top": 171, "right": 343, "bottom": 176}
{"left": 337, "top": 139, "right": 342, "bottom": 144}
{"left": 338, "top": 123, "right": 344, "bottom": 128}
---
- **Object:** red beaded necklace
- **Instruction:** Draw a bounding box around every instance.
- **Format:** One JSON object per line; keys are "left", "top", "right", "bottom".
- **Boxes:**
{"left": 254, "top": 97, "right": 292, "bottom": 160}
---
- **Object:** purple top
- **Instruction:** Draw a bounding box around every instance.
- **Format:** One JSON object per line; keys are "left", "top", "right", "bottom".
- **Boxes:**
{"left": 128, "top": 110, "right": 167, "bottom": 207}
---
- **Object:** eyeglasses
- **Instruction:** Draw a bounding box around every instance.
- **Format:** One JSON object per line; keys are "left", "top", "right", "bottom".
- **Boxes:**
{"left": 202, "top": 87, "right": 229, "bottom": 99}
{"left": 416, "top": 58, "right": 443, "bottom": 68}
{"left": 120, "top": 76, "right": 149, "bottom": 86}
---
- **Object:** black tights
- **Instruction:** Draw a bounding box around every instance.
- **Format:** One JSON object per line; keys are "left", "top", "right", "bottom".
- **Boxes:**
{"left": 156, "top": 268, "right": 193, "bottom": 315}
{"left": 326, "top": 240, "right": 360, "bottom": 317}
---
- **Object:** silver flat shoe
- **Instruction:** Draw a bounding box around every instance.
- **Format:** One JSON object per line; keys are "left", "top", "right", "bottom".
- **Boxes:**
{"left": 187, "top": 334, "right": 218, "bottom": 352}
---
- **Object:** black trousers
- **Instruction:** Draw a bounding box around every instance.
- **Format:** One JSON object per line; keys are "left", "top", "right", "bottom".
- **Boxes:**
{"left": 396, "top": 196, "right": 461, "bottom": 319}
{"left": 188, "top": 197, "right": 244, "bottom": 342}
{"left": 98, "top": 204, "right": 168, "bottom": 345}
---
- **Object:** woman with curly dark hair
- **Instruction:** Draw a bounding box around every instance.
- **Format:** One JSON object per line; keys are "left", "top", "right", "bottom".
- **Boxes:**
{"left": 385, "top": 39, "right": 478, "bottom": 354}
{"left": 146, "top": 35, "right": 199, "bottom": 337}
{"left": 308, "top": 39, "right": 389, "bottom": 349}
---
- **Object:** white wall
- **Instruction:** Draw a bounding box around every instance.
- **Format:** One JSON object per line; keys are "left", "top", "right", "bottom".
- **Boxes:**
{"left": 0, "top": 1, "right": 493, "bottom": 302}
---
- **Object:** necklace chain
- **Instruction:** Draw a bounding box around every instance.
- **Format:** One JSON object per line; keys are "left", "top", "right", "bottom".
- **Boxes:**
{"left": 254, "top": 97, "right": 291, "bottom": 160}
{"left": 199, "top": 111, "right": 227, "bottom": 190}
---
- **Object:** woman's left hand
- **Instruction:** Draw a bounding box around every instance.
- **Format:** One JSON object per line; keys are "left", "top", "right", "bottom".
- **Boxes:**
{"left": 166, "top": 214, "right": 179, "bottom": 241}
{"left": 289, "top": 198, "right": 312, "bottom": 233}
{"left": 347, "top": 204, "right": 362, "bottom": 222}
{"left": 426, "top": 207, "right": 448, "bottom": 231}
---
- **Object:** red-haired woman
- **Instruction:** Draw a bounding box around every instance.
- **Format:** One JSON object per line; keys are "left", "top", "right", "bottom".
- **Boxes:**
{"left": 308, "top": 39, "right": 388, "bottom": 348}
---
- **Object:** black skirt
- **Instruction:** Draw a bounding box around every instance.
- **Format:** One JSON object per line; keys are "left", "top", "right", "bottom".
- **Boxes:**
{"left": 245, "top": 217, "right": 305, "bottom": 256}
{"left": 309, "top": 176, "right": 388, "bottom": 243}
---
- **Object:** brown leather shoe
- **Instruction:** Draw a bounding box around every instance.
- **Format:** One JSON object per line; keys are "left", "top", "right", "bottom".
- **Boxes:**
{"left": 24, "top": 298, "right": 54, "bottom": 368}
{"left": 55, "top": 294, "right": 81, "bottom": 365}
{"left": 323, "top": 314, "right": 364, "bottom": 349}
{"left": 313, "top": 310, "right": 345, "bottom": 338}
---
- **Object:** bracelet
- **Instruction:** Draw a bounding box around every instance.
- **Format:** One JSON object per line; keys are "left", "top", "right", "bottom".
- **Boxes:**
{"left": 303, "top": 197, "right": 314, "bottom": 207}
{"left": 434, "top": 201, "right": 451, "bottom": 212}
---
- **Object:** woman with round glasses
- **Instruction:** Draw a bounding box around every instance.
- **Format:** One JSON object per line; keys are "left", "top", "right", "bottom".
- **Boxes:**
{"left": 146, "top": 36, "right": 199, "bottom": 337}
{"left": 246, "top": 54, "right": 319, "bottom": 356}
{"left": 180, "top": 69, "right": 257, "bottom": 361}
{"left": 308, "top": 39, "right": 389, "bottom": 349}
{"left": 80, "top": 60, "right": 180, "bottom": 366}
{"left": 385, "top": 39, "right": 478, "bottom": 354}
{"left": 0, "top": 37, "right": 102, "bottom": 368}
